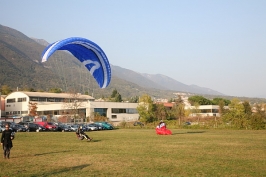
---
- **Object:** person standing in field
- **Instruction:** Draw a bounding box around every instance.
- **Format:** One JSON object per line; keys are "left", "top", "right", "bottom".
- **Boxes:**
{"left": 1, "top": 124, "right": 14, "bottom": 159}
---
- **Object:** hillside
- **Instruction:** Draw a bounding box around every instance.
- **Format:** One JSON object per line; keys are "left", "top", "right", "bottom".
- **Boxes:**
{"left": 0, "top": 24, "right": 175, "bottom": 99}
{"left": 1, "top": 24, "right": 266, "bottom": 104}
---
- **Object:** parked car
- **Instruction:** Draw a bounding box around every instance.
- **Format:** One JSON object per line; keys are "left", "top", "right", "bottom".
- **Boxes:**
{"left": 27, "top": 123, "right": 41, "bottom": 132}
{"left": 57, "top": 124, "right": 72, "bottom": 132}
{"left": 11, "top": 124, "right": 27, "bottom": 132}
{"left": 133, "top": 121, "right": 144, "bottom": 127}
{"left": 35, "top": 122, "right": 57, "bottom": 131}
{"left": 0, "top": 125, "right": 13, "bottom": 132}
{"left": 35, "top": 124, "right": 47, "bottom": 132}
{"left": 18, "top": 122, "right": 32, "bottom": 131}
{"left": 70, "top": 124, "right": 79, "bottom": 132}
{"left": 184, "top": 122, "right": 191, "bottom": 125}
{"left": 94, "top": 122, "right": 114, "bottom": 130}
{"left": 93, "top": 124, "right": 103, "bottom": 130}
{"left": 0, "top": 125, "right": 5, "bottom": 132}
{"left": 86, "top": 124, "right": 99, "bottom": 131}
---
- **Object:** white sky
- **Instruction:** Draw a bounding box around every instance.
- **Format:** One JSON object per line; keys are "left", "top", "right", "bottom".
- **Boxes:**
{"left": 0, "top": 0, "right": 265, "bottom": 98}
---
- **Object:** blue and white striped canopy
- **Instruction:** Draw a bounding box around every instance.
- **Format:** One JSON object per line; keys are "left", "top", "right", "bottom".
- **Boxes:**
{"left": 41, "top": 37, "right": 111, "bottom": 88}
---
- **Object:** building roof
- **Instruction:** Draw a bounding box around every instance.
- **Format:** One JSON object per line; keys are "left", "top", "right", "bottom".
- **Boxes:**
{"left": 18, "top": 91, "right": 95, "bottom": 100}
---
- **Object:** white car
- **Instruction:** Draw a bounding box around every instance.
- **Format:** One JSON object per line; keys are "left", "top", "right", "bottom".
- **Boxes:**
{"left": 87, "top": 124, "right": 99, "bottom": 131}
{"left": 70, "top": 124, "right": 79, "bottom": 131}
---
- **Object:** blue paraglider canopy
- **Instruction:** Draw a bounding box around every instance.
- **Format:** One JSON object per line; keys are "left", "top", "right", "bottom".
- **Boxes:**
{"left": 41, "top": 37, "right": 111, "bottom": 88}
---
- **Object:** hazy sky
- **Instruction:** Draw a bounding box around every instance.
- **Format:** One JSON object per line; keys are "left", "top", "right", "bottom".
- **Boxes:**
{"left": 1, "top": 1, "right": 265, "bottom": 98}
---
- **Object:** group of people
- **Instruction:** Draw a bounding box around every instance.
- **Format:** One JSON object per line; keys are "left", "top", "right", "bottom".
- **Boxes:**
{"left": 0, "top": 123, "right": 94, "bottom": 159}
{"left": 1, "top": 121, "right": 171, "bottom": 159}
{"left": 1, "top": 124, "right": 14, "bottom": 159}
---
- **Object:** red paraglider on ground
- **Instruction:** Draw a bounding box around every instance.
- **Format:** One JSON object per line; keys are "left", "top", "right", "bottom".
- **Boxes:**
{"left": 156, "top": 120, "right": 172, "bottom": 135}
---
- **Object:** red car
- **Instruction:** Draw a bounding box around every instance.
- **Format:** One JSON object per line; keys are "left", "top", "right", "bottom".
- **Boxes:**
{"left": 35, "top": 122, "right": 57, "bottom": 131}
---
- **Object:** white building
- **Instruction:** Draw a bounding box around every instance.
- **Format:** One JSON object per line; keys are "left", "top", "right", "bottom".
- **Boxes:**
{"left": 3, "top": 91, "right": 139, "bottom": 124}
{"left": 187, "top": 105, "right": 221, "bottom": 117}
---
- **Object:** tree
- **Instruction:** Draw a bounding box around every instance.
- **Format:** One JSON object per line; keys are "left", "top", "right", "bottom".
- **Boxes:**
{"left": 62, "top": 92, "right": 86, "bottom": 124}
{"left": 171, "top": 103, "right": 185, "bottom": 125}
{"left": 250, "top": 104, "right": 266, "bottom": 129}
{"left": 218, "top": 100, "right": 225, "bottom": 116}
{"left": 93, "top": 112, "right": 108, "bottom": 122}
{"left": 242, "top": 101, "right": 252, "bottom": 116}
{"left": 0, "top": 85, "right": 12, "bottom": 95}
{"left": 193, "top": 102, "right": 201, "bottom": 124}
{"left": 114, "top": 93, "right": 122, "bottom": 102}
{"left": 28, "top": 102, "right": 38, "bottom": 117}
{"left": 111, "top": 89, "right": 118, "bottom": 98}
{"left": 222, "top": 98, "right": 248, "bottom": 129}
{"left": 137, "top": 94, "right": 155, "bottom": 123}
{"left": 174, "top": 95, "right": 184, "bottom": 105}
{"left": 49, "top": 88, "right": 63, "bottom": 93}
{"left": 129, "top": 96, "right": 139, "bottom": 103}
{"left": 23, "top": 87, "right": 36, "bottom": 92}
{"left": 110, "top": 89, "right": 122, "bottom": 102}
{"left": 212, "top": 98, "right": 231, "bottom": 106}
{"left": 154, "top": 103, "right": 168, "bottom": 121}
{"left": 188, "top": 95, "right": 212, "bottom": 106}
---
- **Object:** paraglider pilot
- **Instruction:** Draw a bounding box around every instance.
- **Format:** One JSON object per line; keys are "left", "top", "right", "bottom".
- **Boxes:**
{"left": 156, "top": 120, "right": 172, "bottom": 135}
{"left": 158, "top": 120, "right": 166, "bottom": 129}
{"left": 76, "top": 126, "right": 92, "bottom": 141}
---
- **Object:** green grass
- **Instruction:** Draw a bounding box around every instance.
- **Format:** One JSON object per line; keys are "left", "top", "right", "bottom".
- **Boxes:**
{"left": 0, "top": 129, "right": 265, "bottom": 177}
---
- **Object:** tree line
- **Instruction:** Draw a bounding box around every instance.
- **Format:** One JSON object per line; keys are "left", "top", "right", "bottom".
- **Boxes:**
{"left": 137, "top": 94, "right": 266, "bottom": 130}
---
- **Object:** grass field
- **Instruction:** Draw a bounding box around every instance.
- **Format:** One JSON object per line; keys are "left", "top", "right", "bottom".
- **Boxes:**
{"left": 0, "top": 129, "right": 265, "bottom": 177}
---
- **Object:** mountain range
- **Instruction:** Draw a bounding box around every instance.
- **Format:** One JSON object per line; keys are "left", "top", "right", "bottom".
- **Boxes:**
{"left": 2, "top": 24, "right": 264, "bottom": 103}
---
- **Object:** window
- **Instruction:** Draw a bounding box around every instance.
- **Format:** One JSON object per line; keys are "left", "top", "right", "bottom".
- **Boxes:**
{"left": 47, "top": 98, "right": 55, "bottom": 102}
{"left": 39, "top": 98, "right": 46, "bottom": 102}
{"left": 21, "top": 111, "right": 28, "bottom": 114}
{"left": 55, "top": 98, "right": 63, "bottom": 102}
{"left": 30, "top": 97, "right": 38, "bottom": 101}
{"left": 7, "top": 98, "right": 15, "bottom": 103}
{"left": 13, "top": 111, "right": 18, "bottom": 114}
{"left": 111, "top": 108, "right": 126, "bottom": 113}
{"left": 44, "top": 111, "right": 53, "bottom": 115}
{"left": 111, "top": 115, "right": 117, "bottom": 119}
{"left": 111, "top": 108, "right": 137, "bottom": 114}
{"left": 18, "top": 97, "right": 27, "bottom": 102}
{"left": 212, "top": 109, "right": 219, "bottom": 113}
{"left": 6, "top": 105, "right": 11, "bottom": 107}
{"left": 126, "top": 108, "right": 138, "bottom": 114}
{"left": 94, "top": 108, "right": 107, "bottom": 116}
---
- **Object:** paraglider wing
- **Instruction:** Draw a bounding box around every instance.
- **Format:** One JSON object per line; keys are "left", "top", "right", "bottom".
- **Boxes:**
{"left": 41, "top": 37, "right": 111, "bottom": 88}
